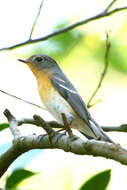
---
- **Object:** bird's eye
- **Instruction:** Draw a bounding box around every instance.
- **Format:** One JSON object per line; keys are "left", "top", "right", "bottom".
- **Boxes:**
{"left": 35, "top": 57, "right": 43, "bottom": 62}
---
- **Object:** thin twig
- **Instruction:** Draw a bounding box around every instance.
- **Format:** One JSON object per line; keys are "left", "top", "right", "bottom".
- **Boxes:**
{"left": 88, "top": 99, "right": 102, "bottom": 108}
{"left": 29, "top": 0, "right": 44, "bottom": 39}
{"left": 0, "top": 5, "right": 126, "bottom": 51}
{"left": 104, "top": 0, "right": 117, "bottom": 13}
{"left": 0, "top": 89, "right": 46, "bottom": 110}
{"left": 87, "top": 32, "right": 111, "bottom": 108}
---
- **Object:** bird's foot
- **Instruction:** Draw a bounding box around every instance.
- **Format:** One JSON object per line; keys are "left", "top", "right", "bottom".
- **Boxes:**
{"left": 54, "top": 131, "right": 66, "bottom": 144}
{"left": 38, "top": 133, "right": 48, "bottom": 143}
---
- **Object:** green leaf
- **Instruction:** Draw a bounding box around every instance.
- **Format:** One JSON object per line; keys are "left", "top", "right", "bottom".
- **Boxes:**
{"left": 5, "top": 169, "right": 36, "bottom": 190}
{"left": 0, "top": 123, "right": 9, "bottom": 131}
{"left": 79, "top": 169, "right": 111, "bottom": 190}
{"left": 109, "top": 43, "right": 127, "bottom": 72}
{"left": 49, "top": 20, "right": 83, "bottom": 60}
{"left": 92, "top": 37, "right": 127, "bottom": 73}
{"left": 17, "top": 20, "right": 83, "bottom": 62}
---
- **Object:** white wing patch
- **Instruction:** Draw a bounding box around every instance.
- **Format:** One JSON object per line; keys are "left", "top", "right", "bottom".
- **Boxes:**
{"left": 58, "top": 83, "right": 77, "bottom": 94}
{"left": 54, "top": 76, "right": 77, "bottom": 94}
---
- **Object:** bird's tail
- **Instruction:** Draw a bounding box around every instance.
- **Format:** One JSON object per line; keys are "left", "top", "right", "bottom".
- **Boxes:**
{"left": 80, "top": 119, "right": 114, "bottom": 143}
{"left": 90, "top": 120, "right": 114, "bottom": 143}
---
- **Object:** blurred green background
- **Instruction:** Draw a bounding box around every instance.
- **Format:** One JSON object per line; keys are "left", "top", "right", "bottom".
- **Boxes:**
{"left": 0, "top": 0, "right": 127, "bottom": 189}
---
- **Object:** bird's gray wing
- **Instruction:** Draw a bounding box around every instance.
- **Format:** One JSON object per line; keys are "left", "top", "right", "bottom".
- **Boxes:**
{"left": 51, "top": 70, "right": 113, "bottom": 143}
{"left": 50, "top": 70, "right": 94, "bottom": 130}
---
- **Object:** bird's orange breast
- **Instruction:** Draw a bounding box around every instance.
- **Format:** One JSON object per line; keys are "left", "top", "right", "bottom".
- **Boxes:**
{"left": 37, "top": 72, "right": 74, "bottom": 123}
{"left": 37, "top": 72, "right": 55, "bottom": 103}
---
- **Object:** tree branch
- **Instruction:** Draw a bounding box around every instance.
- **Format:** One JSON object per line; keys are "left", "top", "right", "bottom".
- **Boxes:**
{"left": 7, "top": 113, "right": 127, "bottom": 133}
{"left": 102, "top": 124, "right": 127, "bottom": 132}
{"left": 17, "top": 117, "right": 127, "bottom": 133}
{"left": 1, "top": 109, "right": 127, "bottom": 177}
{"left": 4, "top": 109, "right": 21, "bottom": 139}
{"left": 18, "top": 118, "right": 63, "bottom": 128}
{"left": 0, "top": 2, "right": 126, "bottom": 51}
{"left": 17, "top": 118, "right": 127, "bottom": 133}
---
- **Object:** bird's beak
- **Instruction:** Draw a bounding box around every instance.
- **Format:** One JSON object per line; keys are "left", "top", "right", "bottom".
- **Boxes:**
{"left": 18, "top": 58, "right": 29, "bottom": 64}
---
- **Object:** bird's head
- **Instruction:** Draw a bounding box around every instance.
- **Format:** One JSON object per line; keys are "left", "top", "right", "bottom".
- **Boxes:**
{"left": 18, "top": 54, "right": 57, "bottom": 77}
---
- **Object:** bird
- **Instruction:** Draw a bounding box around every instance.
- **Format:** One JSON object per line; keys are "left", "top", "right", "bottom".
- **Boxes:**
{"left": 18, "top": 54, "right": 113, "bottom": 143}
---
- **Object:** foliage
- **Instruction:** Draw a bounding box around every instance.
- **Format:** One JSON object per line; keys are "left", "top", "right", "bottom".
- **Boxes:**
{"left": 0, "top": 123, "right": 9, "bottom": 131}
{"left": 5, "top": 169, "right": 36, "bottom": 190}
{"left": 79, "top": 169, "right": 111, "bottom": 190}
{"left": 16, "top": 20, "right": 83, "bottom": 62}
{"left": 1, "top": 169, "right": 111, "bottom": 190}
